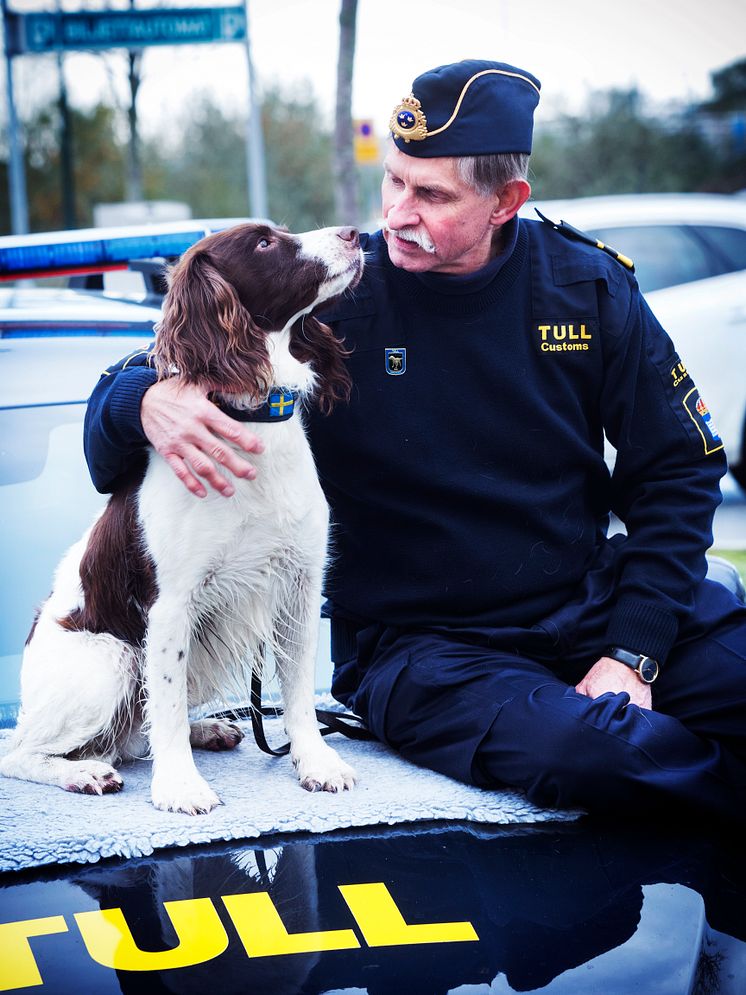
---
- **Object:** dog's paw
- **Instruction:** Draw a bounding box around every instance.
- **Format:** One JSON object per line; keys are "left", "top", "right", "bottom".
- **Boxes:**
{"left": 65, "top": 760, "right": 123, "bottom": 796}
{"left": 190, "top": 718, "right": 244, "bottom": 751}
{"left": 151, "top": 770, "right": 221, "bottom": 816}
{"left": 294, "top": 746, "right": 357, "bottom": 793}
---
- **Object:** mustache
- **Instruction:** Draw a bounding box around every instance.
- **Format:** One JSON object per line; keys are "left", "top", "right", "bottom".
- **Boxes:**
{"left": 384, "top": 223, "right": 436, "bottom": 255}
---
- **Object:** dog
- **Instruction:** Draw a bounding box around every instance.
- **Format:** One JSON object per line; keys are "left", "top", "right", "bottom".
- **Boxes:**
{"left": 0, "top": 222, "right": 363, "bottom": 815}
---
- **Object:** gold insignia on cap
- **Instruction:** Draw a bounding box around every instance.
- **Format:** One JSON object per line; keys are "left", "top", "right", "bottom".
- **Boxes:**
{"left": 389, "top": 94, "right": 428, "bottom": 142}
{"left": 389, "top": 68, "right": 541, "bottom": 144}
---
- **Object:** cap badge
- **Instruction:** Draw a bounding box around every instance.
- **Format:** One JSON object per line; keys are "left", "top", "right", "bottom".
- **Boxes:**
{"left": 390, "top": 95, "right": 428, "bottom": 143}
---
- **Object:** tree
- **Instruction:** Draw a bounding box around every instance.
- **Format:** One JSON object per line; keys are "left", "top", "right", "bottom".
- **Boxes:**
{"left": 143, "top": 86, "right": 334, "bottom": 229}
{"left": 705, "top": 58, "right": 746, "bottom": 112}
{"left": 529, "top": 89, "right": 717, "bottom": 200}
{"left": 147, "top": 97, "right": 248, "bottom": 219}
{"left": 0, "top": 84, "right": 336, "bottom": 235}
{"left": 263, "top": 84, "right": 335, "bottom": 229}
{"left": 333, "top": 0, "right": 359, "bottom": 225}
{"left": 24, "top": 102, "right": 127, "bottom": 231}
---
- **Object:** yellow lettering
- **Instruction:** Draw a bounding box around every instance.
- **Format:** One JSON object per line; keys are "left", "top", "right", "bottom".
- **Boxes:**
{"left": 74, "top": 899, "right": 227, "bottom": 971}
{"left": 555, "top": 325, "right": 566, "bottom": 340}
{"left": 538, "top": 324, "right": 551, "bottom": 341}
{"left": 223, "top": 891, "right": 359, "bottom": 957}
{"left": 671, "top": 362, "right": 690, "bottom": 387}
{"left": 568, "top": 324, "right": 579, "bottom": 340}
{"left": 338, "top": 882, "right": 478, "bottom": 947}
{"left": 580, "top": 324, "right": 592, "bottom": 340}
{"left": 0, "top": 916, "right": 68, "bottom": 991}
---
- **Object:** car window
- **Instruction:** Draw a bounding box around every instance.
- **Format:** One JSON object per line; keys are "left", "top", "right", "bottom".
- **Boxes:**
{"left": 588, "top": 225, "right": 718, "bottom": 294}
{"left": 694, "top": 225, "right": 746, "bottom": 273}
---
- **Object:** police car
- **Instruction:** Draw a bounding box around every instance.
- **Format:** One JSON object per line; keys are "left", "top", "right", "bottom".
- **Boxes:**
{"left": 520, "top": 193, "right": 746, "bottom": 489}
{"left": 1, "top": 224, "right": 745, "bottom": 995}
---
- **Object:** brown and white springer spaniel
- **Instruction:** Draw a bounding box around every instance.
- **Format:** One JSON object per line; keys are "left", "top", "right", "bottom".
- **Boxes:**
{"left": 0, "top": 223, "right": 363, "bottom": 815}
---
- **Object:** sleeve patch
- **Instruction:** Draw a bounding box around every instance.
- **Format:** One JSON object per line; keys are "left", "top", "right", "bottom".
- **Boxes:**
{"left": 682, "top": 387, "right": 724, "bottom": 456}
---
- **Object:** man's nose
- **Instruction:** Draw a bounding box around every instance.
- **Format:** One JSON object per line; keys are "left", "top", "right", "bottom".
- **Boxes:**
{"left": 385, "top": 190, "right": 419, "bottom": 229}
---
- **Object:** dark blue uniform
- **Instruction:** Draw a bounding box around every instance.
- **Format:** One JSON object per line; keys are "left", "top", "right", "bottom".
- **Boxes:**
{"left": 84, "top": 219, "right": 746, "bottom": 824}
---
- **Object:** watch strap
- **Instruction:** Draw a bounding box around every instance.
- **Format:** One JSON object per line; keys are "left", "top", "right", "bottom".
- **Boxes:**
{"left": 607, "top": 646, "right": 659, "bottom": 683}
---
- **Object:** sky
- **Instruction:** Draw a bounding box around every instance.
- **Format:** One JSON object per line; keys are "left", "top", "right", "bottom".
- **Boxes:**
{"left": 7, "top": 0, "right": 746, "bottom": 141}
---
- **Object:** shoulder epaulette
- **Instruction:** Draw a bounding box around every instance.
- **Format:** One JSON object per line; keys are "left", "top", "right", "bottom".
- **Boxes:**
{"left": 535, "top": 209, "right": 635, "bottom": 272}
{"left": 100, "top": 346, "right": 155, "bottom": 377}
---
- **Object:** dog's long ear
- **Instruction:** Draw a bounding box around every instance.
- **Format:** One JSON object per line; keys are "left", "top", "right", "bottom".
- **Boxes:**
{"left": 154, "top": 247, "right": 272, "bottom": 397}
{"left": 290, "top": 315, "right": 352, "bottom": 414}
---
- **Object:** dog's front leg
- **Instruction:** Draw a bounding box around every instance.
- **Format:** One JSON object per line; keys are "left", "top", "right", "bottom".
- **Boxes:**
{"left": 277, "top": 572, "right": 356, "bottom": 793}
{"left": 144, "top": 598, "right": 220, "bottom": 815}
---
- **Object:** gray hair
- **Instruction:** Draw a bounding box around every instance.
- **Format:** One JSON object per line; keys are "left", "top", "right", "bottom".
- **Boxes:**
{"left": 455, "top": 152, "right": 530, "bottom": 197}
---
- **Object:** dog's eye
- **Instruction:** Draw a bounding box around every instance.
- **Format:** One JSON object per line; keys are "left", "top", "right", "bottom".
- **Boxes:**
{"left": 256, "top": 237, "right": 272, "bottom": 250}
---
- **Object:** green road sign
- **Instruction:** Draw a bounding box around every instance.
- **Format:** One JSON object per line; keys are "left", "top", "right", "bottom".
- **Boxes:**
{"left": 6, "top": 6, "right": 247, "bottom": 56}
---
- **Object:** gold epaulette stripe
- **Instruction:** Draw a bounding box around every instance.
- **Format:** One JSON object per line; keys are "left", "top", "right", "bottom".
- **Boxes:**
{"left": 121, "top": 348, "right": 154, "bottom": 369}
{"left": 100, "top": 347, "right": 153, "bottom": 378}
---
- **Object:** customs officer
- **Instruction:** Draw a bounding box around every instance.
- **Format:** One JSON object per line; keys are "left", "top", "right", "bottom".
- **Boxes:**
{"left": 85, "top": 60, "right": 746, "bottom": 825}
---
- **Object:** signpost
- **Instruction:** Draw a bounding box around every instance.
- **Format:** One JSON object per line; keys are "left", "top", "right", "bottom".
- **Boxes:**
{"left": 1, "top": 4, "right": 266, "bottom": 235}
{"left": 6, "top": 7, "right": 247, "bottom": 55}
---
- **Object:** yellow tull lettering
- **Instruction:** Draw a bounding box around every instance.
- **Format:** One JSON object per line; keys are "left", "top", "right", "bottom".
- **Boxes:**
{"left": 555, "top": 325, "right": 566, "bottom": 340}
{"left": 223, "top": 891, "right": 360, "bottom": 957}
{"left": 581, "top": 324, "right": 592, "bottom": 340}
{"left": 74, "top": 899, "right": 228, "bottom": 971}
{"left": 538, "top": 324, "right": 551, "bottom": 341}
{"left": 338, "top": 882, "right": 478, "bottom": 947}
{"left": 0, "top": 916, "right": 68, "bottom": 991}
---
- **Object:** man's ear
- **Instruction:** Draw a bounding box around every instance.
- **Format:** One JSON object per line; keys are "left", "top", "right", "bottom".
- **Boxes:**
{"left": 489, "top": 178, "right": 531, "bottom": 228}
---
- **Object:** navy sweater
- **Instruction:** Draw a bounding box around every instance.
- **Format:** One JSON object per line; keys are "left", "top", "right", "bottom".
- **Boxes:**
{"left": 84, "top": 219, "right": 726, "bottom": 663}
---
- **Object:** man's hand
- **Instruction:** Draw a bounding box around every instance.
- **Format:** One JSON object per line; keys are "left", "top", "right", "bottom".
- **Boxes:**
{"left": 575, "top": 656, "right": 653, "bottom": 710}
{"left": 141, "top": 379, "right": 264, "bottom": 498}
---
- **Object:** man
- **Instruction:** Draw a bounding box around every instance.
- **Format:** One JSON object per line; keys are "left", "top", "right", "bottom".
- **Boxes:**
{"left": 85, "top": 60, "right": 746, "bottom": 824}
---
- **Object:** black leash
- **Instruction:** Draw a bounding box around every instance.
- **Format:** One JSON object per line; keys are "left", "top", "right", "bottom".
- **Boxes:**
{"left": 208, "top": 667, "right": 374, "bottom": 757}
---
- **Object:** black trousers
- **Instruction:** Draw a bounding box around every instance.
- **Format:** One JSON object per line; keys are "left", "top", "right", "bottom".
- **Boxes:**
{"left": 331, "top": 568, "right": 746, "bottom": 825}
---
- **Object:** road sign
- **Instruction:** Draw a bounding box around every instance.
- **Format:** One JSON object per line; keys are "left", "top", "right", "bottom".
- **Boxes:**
{"left": 6, "top": 6, "right": 247, "bottom": 56}
{"left": 354, "top": 119, "right": 380, "bottom": 165}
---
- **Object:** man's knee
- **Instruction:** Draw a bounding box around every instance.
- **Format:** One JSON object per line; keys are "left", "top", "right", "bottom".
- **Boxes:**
{"left": 474, "top": 685, "right": 650, "bottom": 808}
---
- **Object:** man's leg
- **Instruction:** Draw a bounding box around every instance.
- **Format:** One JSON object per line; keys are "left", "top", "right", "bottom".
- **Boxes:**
{"left": 348, "top": 622, "right": 746, "bottom": 825}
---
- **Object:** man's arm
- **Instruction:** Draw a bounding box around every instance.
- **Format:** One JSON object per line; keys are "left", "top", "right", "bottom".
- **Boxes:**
{"left": 576, "top": 279, "right": 726, "bottom": 706}
{"left": 84, "top": 353, "right": 264, "bottom": 496}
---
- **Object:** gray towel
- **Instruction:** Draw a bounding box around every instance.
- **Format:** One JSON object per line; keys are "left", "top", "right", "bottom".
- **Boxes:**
{"left": 0, "top": 717, "right": 579, "bottom": 872}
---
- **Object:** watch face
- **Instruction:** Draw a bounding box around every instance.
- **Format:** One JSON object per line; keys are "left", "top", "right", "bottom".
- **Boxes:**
{"left": 639, "top": 657, "right": 659, "bottom": 683}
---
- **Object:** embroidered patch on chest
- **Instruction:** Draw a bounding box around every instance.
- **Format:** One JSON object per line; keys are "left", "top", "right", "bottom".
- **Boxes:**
{"left": 682, "top": 388, "right": 724, "bottom": 455}
{"left": 536, "top": 322, "right": 593, "bottom": 353}
{"left": 385, "top": 347, "right": 407, "bottom": 375}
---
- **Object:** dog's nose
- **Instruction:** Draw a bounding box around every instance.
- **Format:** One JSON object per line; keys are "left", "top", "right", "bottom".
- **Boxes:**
{"left": 337, "top": 227, "right": 359, "bottom": 246}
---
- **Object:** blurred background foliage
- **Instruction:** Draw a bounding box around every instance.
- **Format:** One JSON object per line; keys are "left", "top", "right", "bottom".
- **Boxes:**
{"left": 529, "top": 84, "right": 746, "bottom": 199}
{"left": 0, "top": 82, "right": 335, "bottom": 232}
{"left": 1, "top": 57, "right": 745, "bottom": 233}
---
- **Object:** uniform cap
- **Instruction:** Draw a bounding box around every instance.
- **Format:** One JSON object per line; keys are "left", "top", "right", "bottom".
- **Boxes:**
{"left": 390, "top": 59, "right": 541, "bottom": 157}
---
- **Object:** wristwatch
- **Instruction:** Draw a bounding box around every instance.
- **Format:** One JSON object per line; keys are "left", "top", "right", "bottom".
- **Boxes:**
{"left": 607, "top": 646, "right": 660, "bottom": 684}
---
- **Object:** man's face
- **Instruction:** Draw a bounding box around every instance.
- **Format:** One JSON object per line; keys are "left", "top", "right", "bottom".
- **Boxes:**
{"left": 381, "top": 146, "right": 502, "bottom": 276}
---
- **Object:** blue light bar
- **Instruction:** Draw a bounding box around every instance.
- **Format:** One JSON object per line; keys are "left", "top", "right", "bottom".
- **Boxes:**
{"left": 0, "top": 219, "right": 252, "bottom": 279}
{"left": 0, "top": 232, "right": 205, "bottom": 278}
